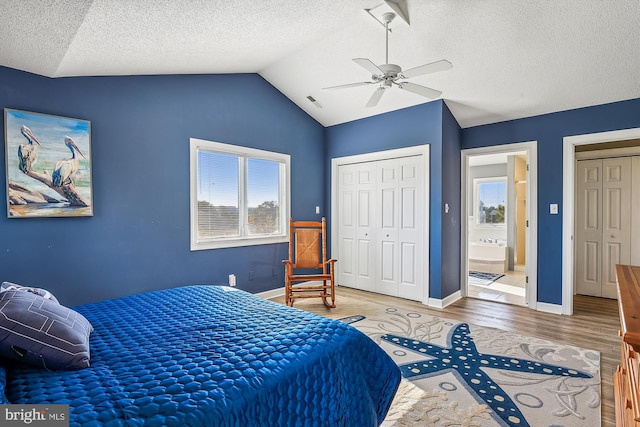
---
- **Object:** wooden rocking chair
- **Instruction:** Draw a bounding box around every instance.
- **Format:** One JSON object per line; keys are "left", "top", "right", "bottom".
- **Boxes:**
{"left": 283, "top": 217, "right": 336, "bottom": 308}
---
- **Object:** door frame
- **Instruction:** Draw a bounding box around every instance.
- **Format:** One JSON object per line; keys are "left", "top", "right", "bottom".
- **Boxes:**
{"left": 562, "top": 127, "right": 640, "bottom": 315}
{"left": 331, "top": 145, "right": 431, "bottom": 304}
{"left": 461, "top": 141, "right": 538, "bottom": 309}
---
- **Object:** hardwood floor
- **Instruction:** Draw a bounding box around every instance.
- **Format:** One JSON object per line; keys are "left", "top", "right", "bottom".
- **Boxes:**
{"left": 270, "top": 287, "right": 620, "bottom": 427}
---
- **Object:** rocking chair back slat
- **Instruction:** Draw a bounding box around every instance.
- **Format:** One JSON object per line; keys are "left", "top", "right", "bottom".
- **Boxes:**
{"left": 294, "top": 228, "right": 322, "bottom": 269}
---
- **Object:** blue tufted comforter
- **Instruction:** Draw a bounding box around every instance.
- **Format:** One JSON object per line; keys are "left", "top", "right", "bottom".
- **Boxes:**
{"left": 4, "top": 285, "right": 400, "bottom": 426}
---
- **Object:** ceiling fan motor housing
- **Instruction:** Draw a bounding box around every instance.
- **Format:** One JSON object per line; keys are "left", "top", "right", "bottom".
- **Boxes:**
{"left": 379, "top": 63, "right": 401, "bottom": 86}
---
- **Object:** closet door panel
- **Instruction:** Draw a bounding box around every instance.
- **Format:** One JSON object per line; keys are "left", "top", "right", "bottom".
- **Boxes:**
{"left": 601, "top": 157, "right": 631, "bottom": 299}
{"left": 338, "top": 165, "right": 357, "bottom": 288}
{"left": 632, "top": 156, "right": 640, "bottom": 265}
{"left": 575, "top": 160, "right": 603, "bottom": 297}
{"left": 355, "top": 164, "right": 375, "bottom": 291}
{"left": 398, "top": 157, "right": 423, "bottom": 301}
{"left": 377, "top": 159, "right": 399, "bottom": 296}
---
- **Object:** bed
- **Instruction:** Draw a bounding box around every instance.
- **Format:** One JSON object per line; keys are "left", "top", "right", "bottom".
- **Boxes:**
{"left": 1, "top": 285, "right": 400, "bottom": 426}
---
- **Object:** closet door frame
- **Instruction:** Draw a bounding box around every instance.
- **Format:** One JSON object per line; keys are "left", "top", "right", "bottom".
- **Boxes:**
{"left": 331, "top": 145, "right": 430, "bottom": 305}
{"left": 563, "top": 127, "right": 640, "bottom": 315}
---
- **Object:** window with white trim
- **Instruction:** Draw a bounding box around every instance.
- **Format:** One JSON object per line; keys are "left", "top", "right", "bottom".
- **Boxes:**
{"left": 190, "top": 138, "right": 290, "bottom": 250}
{"left": 473, "top": 177, "right": 507, "bottom": 226}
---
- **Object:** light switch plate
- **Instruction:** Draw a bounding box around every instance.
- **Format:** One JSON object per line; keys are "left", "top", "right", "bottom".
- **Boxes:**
{"left": 550, "top": 203, "right": 558, "bottom": 214}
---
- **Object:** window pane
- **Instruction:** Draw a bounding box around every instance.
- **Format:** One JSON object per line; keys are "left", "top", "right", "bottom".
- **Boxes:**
{"left": 247, "top": 158, "right": 280, "bottom": 235}
{"left": 477, "top": 181, "right": 505, "bottom": 224}
{"left": 197, "top": 150, "right": 239, "bottom": 238}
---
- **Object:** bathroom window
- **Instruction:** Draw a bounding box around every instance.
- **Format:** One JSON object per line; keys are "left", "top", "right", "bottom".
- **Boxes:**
{"left": 474, "top": 177, "right": 506, "bottom": 226}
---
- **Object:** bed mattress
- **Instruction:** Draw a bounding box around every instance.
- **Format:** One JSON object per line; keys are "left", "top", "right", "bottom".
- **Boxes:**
{"left": 4, "top": 285, "right": 400, "bottom": 426}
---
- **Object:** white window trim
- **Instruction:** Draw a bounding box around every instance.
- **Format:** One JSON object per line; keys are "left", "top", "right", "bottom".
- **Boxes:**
{"left": 189, "top": 138, "right": 290, "bottom": 250}
{"left": 473, "top": 176, "right": 507, "bottom": 228}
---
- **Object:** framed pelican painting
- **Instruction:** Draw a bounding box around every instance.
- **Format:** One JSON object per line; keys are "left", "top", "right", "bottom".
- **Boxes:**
{"left": 4, "top": 108, "right": 93, "bottom": 218}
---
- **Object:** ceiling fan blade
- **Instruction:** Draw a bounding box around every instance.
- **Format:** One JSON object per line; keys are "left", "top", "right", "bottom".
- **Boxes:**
{"left": 322, "top": 81, "right": 374, "bottom": 91}
{"left": 398, "top": 82, "right": 442, "bottom": 99}
{"left": 401, "top": 59, "right": 452, "bottom": 79}
{"left": 353, "top": 58, "right": 384, "bottom": 76}
{"left": 365, "top": 87, "right": 386, "bottom": 108}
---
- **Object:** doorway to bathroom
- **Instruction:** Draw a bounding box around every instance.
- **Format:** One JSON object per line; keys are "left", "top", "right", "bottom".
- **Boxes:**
{"left": 461, "top": 142, "right": 538, "bottom": 308}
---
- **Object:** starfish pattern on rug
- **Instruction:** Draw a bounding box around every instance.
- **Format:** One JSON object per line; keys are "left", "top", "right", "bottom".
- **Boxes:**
{"left": 381, "top": 323, "right": 592, "bottom": 427}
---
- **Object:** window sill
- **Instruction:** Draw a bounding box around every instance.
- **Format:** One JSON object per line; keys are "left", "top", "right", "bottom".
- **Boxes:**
{"left": 191, "top": 235, "right": 288, "bottom": 251}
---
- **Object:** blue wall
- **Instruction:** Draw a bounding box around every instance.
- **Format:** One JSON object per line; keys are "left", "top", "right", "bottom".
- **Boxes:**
{"left": 4, "top": 61, "right": 638, "bottom": 308}
{"left": 325, "top": 100, "right": 459, "bottom": 300}
{"left": 461, "top": 98, "right": 640, "bottom": 304}
{"left": 0, "top": 66, "right": 325, "bottom": 306}
{"left": 441, "top": 102, "right": 462, "bottom": 298}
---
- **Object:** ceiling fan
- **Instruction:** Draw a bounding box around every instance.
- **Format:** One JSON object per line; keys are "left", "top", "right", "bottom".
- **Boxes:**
{"left": 323, "top": 11, "right": 452, "bottom": 108}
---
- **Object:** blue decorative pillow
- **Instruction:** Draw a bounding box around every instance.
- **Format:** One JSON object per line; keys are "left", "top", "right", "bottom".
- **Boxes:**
{"left": 0, "top": 289, "right": 93, "bottom": 370}
{"left": 1, "top": 281, "right": 59, "bottom": 304}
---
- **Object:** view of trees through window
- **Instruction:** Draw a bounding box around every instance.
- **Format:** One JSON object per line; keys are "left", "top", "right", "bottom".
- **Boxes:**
{"left": 476, "top": 179, "right": 506, "bottom": 224}
{"left": 196, "top": 200, "right": 279, "bottom": 238}
{"left": 197, "top": 151, "right": 281, "bottom": 239}
{"left": 247, "top": 158, "right": 279, "bottom": 235}
{"left": 248, "top": 201, "right": 279, "bottom": 235}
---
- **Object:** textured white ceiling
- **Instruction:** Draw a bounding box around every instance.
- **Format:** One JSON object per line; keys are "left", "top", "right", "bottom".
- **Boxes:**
{"left": 0, "top": 0, "right": 638, "bottom": 128}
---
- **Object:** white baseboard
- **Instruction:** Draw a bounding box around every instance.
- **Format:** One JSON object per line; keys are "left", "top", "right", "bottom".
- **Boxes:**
{"left": 256, "top": 287, "right": 285, "bottom": 300}
{"left": 428, "top": 290, "right": 462, "bottom": 309}
{"left": 536, "top": 301, "right": 563, "bottom": 315}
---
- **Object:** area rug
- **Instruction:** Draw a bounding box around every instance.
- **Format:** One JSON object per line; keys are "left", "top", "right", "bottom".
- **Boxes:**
{"left": 340, "top": 309, "right": 601, "bottom": 427}
{"left": 469, "top": 271, "right": 505, "bottom": 286}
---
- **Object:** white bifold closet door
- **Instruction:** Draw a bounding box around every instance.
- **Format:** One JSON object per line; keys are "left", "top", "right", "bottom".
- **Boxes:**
{"left": 575, "top": 157, "right": 632, "bottom": 299}
{"left": 338, "top": 155, "right": 424, "bottom": 301}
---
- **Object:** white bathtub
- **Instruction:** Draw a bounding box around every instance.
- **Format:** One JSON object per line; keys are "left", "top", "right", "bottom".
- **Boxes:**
{"left": 468, "top": 242, "right": 509, "bottom": 274}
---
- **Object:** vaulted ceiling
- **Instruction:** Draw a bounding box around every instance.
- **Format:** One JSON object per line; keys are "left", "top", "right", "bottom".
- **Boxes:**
{"left": 1, "top": 0, "right": 638, "bottom": 128}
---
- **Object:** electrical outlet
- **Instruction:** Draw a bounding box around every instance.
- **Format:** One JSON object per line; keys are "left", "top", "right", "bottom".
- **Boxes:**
{"left": 228, "top": 274, "right": 236, "bottom": 287}
{"left": 315, "top": 206, "right": 320, "bottom": 214}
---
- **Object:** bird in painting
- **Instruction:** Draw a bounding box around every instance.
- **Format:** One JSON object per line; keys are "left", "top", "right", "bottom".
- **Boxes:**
{"left": 18, "top": 125, "right": 42, "bottom": 173}
{"left": 52, "top": 136, "right": 86, "bottom": 187}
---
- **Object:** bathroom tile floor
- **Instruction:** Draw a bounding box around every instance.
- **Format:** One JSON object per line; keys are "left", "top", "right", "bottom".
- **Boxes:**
{"left": 467, "top": 267, "right": 527, "bottom": 306}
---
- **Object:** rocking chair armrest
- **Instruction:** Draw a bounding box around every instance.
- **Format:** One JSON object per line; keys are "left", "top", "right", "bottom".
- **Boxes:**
{"left": 282, "top": 260, "right": 292, "bottom": 265}
{"left": 323, "top": 259, "right": 337, "bottom": 265}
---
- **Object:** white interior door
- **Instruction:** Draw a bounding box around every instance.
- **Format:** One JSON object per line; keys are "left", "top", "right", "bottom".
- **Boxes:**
{"left": 338, "top": 163, "right": 357, "bottom": 289}
{"left": 397, "top": 156, "right": 423, "bottom": 300}
{"left": 377, "top": 158, "right": 399, "bottom": 296}
{"left": 575, "top": 157, "right": 631, "bottom": 298}
{"left": 337, "top": 154, "right": 424, "bottom": 301}
{"left": 337, "top": 162, "right": 375, "bottom": 292}
{"left": 575, "top": 159, "right": 603, "bottom": 297}
{"left": 601, "top": 157, "right": 631, "bottom": 298}
{"left": 632, "top": 156, "right": 640, "bottom": 264}
{"left": 356, "top": 163, "right": 375, "bottom": 292}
